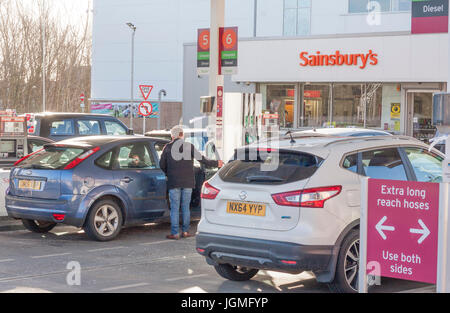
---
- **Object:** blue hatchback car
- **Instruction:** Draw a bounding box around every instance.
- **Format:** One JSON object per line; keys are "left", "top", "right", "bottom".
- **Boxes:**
{"left": 6, "top": 136, "right": 175, "bottom": 241}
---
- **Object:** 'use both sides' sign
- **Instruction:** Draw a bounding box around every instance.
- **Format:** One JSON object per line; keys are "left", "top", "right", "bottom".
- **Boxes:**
{"left": 366, "top": 179, "right": 440, "bottom": 284}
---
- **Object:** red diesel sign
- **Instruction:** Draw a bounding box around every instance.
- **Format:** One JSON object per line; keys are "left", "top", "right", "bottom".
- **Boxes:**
{"left": 366, "top": 179, "right": 440, "bottom": 284}
{"left": 299, "top": 50, "right": 378, "bottom": 69}
{"left": 412, "top": 0, "right": 448, "bottom": 34}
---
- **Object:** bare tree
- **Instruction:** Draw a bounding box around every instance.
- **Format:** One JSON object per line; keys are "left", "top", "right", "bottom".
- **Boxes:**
{"left": 0, "top": 0, "right": 91, "bottom": 113}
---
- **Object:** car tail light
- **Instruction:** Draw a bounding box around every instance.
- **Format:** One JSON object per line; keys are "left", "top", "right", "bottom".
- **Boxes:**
{"left": 64, "top": 147, "right": 100, "bottom": 170}
{"left": 272, "top": 186, "right": 342, "bottom": 208}
{"left": 271, "top": 190, "right": 302, "bottom": 207}
{"left": 53, "top": 214, "right": 65, "bottom": 221}
{"left": 13, "top": 149, "right": 44, "bottom": 166}
{"left": 201, "top": 182, "right": 220, "bottom": 200}
{"left": 257, "top": 148, "right": 278, "bottom": 153}
{"left": 281, "top": 260, "right": 297, "bottom": 265}
{"left": 300, "top": 186, "right": 342, "bottom": 208}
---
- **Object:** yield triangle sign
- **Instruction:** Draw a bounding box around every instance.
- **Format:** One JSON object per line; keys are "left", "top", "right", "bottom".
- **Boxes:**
{"left": 139, "top": 85, "right": 153, "bottom": 101}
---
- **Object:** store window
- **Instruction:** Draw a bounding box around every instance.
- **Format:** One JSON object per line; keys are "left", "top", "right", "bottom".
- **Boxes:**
{"left": 303, "top": 85, "right": 330, "bottom": 127}
{"left": 259, "top": 83, "right": 403, "bottom": 132}
{"left": 348, "top": 0, "right": 410, "bottom": 13}
{"left": 333, "top": 84, "right": 364, "bottom": 128}
{"left": 413, "top": 93, "right": 436, "bottom": 142}
{"left": 261, "top": 84, "right": 296, "bottom": 128}
{"left": 392, "top": 0, "right": 411, "bottom": 11}
{"left": 364, "top": 83, "right": 383, "bottom": 128}
{"left": 380, "top": 84, "right": 402, "bottom": 133}
{"left": 283, "top": 0, "right": 311, "bottom": 36}
{"left": 332, "top": 83, "right": 384, "bottom": 129}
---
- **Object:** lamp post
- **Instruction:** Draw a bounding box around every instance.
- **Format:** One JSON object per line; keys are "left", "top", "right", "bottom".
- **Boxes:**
{"left": 41, "top": 0, "right": 46, "bottom": 112}
{"left": 158, "top": 89, "right": 167, "bottom": 130}
{"left": 126, "top": 22, "right": 136, "bottom": 130}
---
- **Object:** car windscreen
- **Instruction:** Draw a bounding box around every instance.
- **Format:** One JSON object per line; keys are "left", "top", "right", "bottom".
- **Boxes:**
{"left": 19, "top": 146, "right": 86, "bottom": 170}
{"left": 219, "top": 149, "right": 323, "bottom": 185}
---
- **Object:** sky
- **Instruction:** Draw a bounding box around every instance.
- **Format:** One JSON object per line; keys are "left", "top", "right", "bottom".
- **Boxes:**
{"left": 48, "top": 0, "right": 92, "bottom": 27}
{"left": 19, "top": 0, "right": 92, "bottom": 29}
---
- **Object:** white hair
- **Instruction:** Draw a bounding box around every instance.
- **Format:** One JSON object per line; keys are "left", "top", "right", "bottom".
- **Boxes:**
{"left": 170, "top": 125, "right": 184, "bottom": 139}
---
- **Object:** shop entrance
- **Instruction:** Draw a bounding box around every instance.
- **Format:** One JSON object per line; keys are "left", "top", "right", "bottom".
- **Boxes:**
{"left": 406, "top": 91, "right": 437, "bottom": 143}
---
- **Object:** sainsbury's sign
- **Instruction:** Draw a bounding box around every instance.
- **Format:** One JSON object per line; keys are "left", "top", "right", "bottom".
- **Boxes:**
{"left": 299, "top": 50, "right": 378, "bottom": 69}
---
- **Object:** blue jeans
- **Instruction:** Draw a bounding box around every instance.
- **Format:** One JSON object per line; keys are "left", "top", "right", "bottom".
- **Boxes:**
{"left": 169, "top": 188, "right": 193, "bottom": 235}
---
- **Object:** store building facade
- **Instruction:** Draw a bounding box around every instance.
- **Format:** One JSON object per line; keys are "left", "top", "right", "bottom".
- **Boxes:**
{"left": 184, "top": 30, "right": 448, "bottom": 142}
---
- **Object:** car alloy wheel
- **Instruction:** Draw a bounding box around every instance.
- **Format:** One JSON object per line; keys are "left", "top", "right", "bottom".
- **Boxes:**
{"left": 94, "top": 205, "right": 119, "bottom": 237}
{"left": 344, "top": 238, "right": 360, "bottom": 291}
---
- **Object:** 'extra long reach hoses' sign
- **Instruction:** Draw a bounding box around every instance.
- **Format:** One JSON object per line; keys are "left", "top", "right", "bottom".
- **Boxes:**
{"left": 299, "top": 50, "right": 378, "bottom": 69}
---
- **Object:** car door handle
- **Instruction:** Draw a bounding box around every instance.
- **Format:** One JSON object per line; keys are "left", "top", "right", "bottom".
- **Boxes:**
{"left": 121, "top": 177, "right": 134, "bottom": 184}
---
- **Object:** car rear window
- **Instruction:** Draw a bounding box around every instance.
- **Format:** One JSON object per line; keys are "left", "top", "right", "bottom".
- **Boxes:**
{"left": 19, "top": 146, "right": 86, "bottom": 170}
{"left": 219, "top": 149, "right": 323, "bottom": 185}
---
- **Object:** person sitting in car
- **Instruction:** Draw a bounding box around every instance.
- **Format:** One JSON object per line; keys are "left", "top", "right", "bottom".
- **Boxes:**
{"left": 128, "top": 154, "right": 146, "bottom": 168}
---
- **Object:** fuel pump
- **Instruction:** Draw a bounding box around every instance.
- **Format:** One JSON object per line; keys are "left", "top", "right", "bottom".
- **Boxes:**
{"left": 0, "top": 115, "right": 28, "bottom": 168}
{"left": 220, "top": 92, "right": 262, "bottom": 161}
{"left": 0, "top": 113, "right": 28, "bottom": 216}
{"left": 262, "top": 112, "right": 280, "bottom": 140}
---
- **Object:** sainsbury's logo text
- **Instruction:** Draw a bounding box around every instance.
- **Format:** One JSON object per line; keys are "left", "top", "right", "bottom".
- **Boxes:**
{"left": 299, "top": 50, "right": 378, "bottom": 69}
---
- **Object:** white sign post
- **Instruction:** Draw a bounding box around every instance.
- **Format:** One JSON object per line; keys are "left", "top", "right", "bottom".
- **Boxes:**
{"left": 139, "top": 85, "right": 153, "bottom": 135}
{"left": 437, "top": 131, "right": 450, "bottom": 292}
{"left": 358, "top": 178, "right": 369, "bottom": 293}
{"left": 437, "top": 182, "right": 450, "bottom": 292}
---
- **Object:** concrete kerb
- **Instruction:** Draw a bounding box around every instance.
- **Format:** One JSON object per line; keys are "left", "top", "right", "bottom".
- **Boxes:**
{"left": 0, "top": 216, "right": 24, "bottom": 232}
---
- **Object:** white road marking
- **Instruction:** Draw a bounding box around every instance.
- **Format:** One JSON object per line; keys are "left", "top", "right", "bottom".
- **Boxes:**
{"left": 87, "top": 246, "right": 125, "bottom": 252}
{"left": 139, "top": 240, "right": 173, "bottom": 246}
{"left": 54, "top": 232, "right": 70, "bottom": 236}
{"left": 166, "top": 274, "right": 209, "bottom": 282}
{"left": 179, "top": 286, "right": 207, "bottom": 293}
{"left": 101, "top": 282, "right": 150, "bottom": 292}
{"left": 31, "top": 253, "right": 72, "bottom": 259}
{"left": 0, "top": 259, "right": 14, "bottom": 263}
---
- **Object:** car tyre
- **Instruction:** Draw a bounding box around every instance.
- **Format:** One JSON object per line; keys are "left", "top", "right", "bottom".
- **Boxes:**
{"left": 214, "top": 264, "right": 259, "bottom": 281}
{"left": 22, "top": 219, "right": 56, "bottom": 233}
{"left": 329, "top": 229, "right": 360, "bottom": 293}
{"left": 84, "top": 199, "right": 123, "bottom": 242}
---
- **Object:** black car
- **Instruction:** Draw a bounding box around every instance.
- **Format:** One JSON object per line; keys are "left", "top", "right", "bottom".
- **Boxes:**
{"left": 27, "top": 113, "right": 133, "bottom": 141}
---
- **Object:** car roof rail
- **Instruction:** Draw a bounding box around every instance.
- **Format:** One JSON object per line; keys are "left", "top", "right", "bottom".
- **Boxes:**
{"left": 322, "top": 135, "right": 420, "bottom": 148}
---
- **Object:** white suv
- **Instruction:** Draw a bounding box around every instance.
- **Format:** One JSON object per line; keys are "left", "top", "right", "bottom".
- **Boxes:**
{"left": 196, "top": 136, "right": 443, "bottom": 293}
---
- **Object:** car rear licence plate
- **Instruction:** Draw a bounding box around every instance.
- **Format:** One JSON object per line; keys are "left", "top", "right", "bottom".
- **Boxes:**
{"left": 226, "top": 201, "right": 266, "bottom": 217}
{"left": 18, "top": 180, "right": 41, "bottom": 190}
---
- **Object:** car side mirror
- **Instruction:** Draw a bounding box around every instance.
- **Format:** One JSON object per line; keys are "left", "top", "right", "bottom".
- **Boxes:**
{"left": 127, "top": 129, "right": 134, "bottom": 135}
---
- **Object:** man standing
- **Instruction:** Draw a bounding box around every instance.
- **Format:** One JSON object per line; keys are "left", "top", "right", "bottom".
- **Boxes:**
{"left": 160, "top": 125, "right": 223, "bottom": 240}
